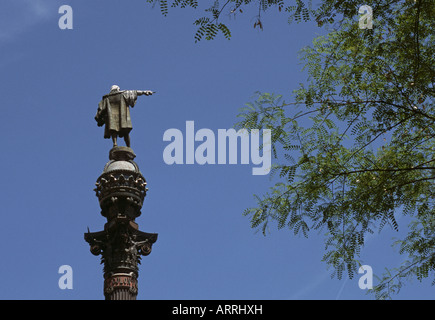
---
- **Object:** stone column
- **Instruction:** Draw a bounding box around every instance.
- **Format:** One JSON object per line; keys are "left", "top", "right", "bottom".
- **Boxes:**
{"left": 85, "top": 147, "right": 158, "bottom": 300}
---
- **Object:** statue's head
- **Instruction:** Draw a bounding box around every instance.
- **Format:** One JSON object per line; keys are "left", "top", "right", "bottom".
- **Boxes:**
{"left": 110, "top": 85, "right": 120, "bottom": 92}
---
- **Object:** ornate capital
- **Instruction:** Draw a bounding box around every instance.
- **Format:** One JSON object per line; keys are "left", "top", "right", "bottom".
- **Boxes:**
{"left": 84, "top": 217, "right": 158, "bottom": 276}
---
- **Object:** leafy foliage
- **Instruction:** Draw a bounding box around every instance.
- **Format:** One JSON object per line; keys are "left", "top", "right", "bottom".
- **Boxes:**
{"left": 146, "top": 0, "right": 317, "bottom": 41}
{"left": 235, "top": 0, "right": 434, "bottom": 299}
{"left": 146, "top": 0, "right": 414, "bottom": 40}
{"left": 146, "top": 0, "right": 435, "bottom": 298}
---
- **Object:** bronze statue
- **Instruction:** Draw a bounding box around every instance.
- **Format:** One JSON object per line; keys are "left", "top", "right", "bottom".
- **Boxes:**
{"left": 95, "top": 85, "right": 154, "bottom": 148}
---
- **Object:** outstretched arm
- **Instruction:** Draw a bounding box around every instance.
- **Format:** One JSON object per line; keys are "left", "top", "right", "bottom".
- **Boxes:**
{"left": 137, "top": 90, "right": 155, "bottom": 96}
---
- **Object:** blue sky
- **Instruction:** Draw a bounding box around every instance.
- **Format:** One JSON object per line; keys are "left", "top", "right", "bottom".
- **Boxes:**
{"left": 0, "top": 0, "right": 432, "bottom": 300}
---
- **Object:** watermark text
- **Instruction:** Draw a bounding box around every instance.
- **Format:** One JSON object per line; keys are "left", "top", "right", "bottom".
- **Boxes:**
{"left": 163, "top": 121, "right": 271, "bottom": 175}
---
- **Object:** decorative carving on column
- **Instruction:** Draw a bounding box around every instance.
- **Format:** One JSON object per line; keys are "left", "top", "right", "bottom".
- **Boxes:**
{"left": 85, "top": 146, "right": 158, "bottom": 300}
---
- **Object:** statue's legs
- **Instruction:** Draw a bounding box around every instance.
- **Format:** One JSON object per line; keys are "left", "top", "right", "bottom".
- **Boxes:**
{"left": 110, "top": 131, "right": 130, "bottom": 148}
{"left": 111, "top": 133, "right": 118, "bottom": 147}
{"left": 124, "top": 134, "right": 131, "bottom": 148}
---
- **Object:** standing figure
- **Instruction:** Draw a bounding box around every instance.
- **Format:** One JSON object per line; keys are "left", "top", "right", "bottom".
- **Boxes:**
{"left": 95, "top": 85, "right": 154, "bottom": 148}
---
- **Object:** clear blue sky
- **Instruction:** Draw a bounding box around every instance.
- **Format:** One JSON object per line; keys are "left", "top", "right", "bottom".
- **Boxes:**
{"left": 0, "top": 0, "right": 432, "bottom": 300}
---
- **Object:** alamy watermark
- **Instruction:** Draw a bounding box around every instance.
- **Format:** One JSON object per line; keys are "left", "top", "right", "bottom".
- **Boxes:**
{"left": 58, "top": 265, "right": 73, "bottom": 290}
{"left": 359, "top": 5, "right": 373, "bottom": 29}
{"left": 163, "top": 121, "right": 272, "bottom": 175}
{"left": 358, "top": 265, "right": 373, "bottom": 290}
{"left": 58, "top": 5, "right": 73, "bottom": 30}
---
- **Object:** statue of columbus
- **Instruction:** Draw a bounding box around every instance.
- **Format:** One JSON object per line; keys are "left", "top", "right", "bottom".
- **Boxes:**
{"left": 95, "top": 85, "right": 154, "bottom": 148}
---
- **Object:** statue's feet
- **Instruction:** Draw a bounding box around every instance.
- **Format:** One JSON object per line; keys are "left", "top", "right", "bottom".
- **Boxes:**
{"left": 109, "top": 146, "right": 136, "bottom": 160}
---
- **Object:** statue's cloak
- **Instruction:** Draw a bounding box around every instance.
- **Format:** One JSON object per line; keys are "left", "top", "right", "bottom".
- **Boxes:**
{"left": 95, "top": 90, "right": 139, "bottom": 139}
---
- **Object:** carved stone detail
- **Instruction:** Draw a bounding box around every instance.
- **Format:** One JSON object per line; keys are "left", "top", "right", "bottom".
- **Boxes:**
{"left": 84, "top": 217, "right": 157, "bottom": 276}
{"left": 104, "top": 274, "right": 138, "bottom": 297}
{"left": 94, "top": 170, "right": 148, "bottom": 219}
{"left": 85, "top": 146, "right": 158, "bottom": 300}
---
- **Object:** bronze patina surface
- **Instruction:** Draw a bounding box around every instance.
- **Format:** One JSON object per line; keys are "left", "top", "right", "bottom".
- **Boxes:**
{"left": 95, "top": 85, "right": 154, "bottom": 148}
